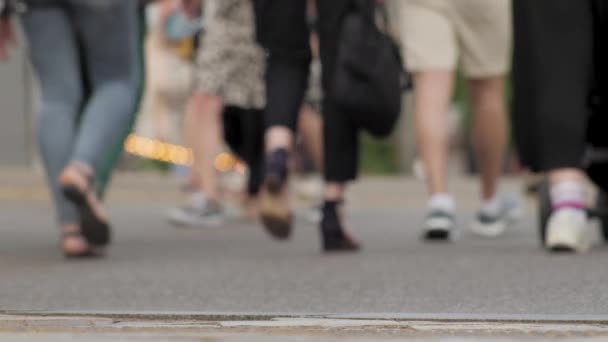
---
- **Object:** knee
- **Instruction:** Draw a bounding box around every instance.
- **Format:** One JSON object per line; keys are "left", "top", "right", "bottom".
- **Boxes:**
{"left": 38, "top": 78, "right": 84, "bottom": 118}
{"left": 93, "top": 76, "right": 140, "bottom": 107}
{"left": 191, "top": 92, "right": 224, "bottom": 121}
{"left": 38, "top": 89, "right": 83, "bottom": 124}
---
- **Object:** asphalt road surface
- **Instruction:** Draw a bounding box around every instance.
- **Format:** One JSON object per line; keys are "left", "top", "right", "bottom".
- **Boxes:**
{"left": 2, "top": 173, "right": 608, "bottom": 320}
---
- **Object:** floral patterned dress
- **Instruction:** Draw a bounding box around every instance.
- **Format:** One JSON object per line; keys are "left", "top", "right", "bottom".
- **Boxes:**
{"left": 195, "top": 0, "right": 266, "bottom": 109}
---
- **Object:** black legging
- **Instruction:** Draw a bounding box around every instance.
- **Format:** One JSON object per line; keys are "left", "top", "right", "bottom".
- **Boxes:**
{"left": 223, "top": 106, "right": 264, "bottom": 196}
{"left": 253, "top": 0, "right": 359, "bottom": 182}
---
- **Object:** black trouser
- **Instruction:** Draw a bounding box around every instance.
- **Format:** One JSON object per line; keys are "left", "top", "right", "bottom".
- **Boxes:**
{"left": 253, "top": 0, "right": 359, "bottom": 182}
{"left": 512, "top": 0, "right": 594, "bottom": 172}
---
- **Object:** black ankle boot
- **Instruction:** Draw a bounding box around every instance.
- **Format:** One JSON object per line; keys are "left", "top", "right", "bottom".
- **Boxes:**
{"left": 320, "top": 200, "right": 360, "bottom": 252}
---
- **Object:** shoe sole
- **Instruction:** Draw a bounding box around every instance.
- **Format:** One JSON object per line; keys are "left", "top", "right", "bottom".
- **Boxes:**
{"left": 422, "top": 215, "right": 455, "bottom": 242}
{"left": 548, "top": 245, "right": 577, "bottom": 253}
{"left": 471, "top": 206, "right": 523, "bottom": 238}
{"left": 470, "top": 220, "right": 507, "bottom": 238}
{"left": 260, "top": 213, "right": 292, "bottom": 240}
{"left": 167, "top": 212, "right": 224, "bottom": 228}
{"left": 545, "top": 220, "right": 590, "bottom": 254}
{"left": 265, "top": 173, "right": 284, "bottom": 195}
{"left": 546, "top": 239, "right": 590, "bottom": 254}
{"left": 259, "top": 190, "right": 292, "bottom": 240}
{"left": 423, "top": 229, "right": 451, "bottom": 241}
{"left": 63, "top": 185, "right": 111, "bottom": 247}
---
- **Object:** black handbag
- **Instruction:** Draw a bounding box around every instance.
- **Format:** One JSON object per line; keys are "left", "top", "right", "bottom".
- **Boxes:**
{"left": 332, "top": 0, "right": 409, "bottom": 138}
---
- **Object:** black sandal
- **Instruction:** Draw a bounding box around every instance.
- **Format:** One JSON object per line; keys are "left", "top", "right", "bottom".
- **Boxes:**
{"left": 60, "top": 165, "right": 112, "bottom": 247}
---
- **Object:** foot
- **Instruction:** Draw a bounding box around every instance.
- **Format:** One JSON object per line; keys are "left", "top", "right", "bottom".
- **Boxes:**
{"left": 545, "top": 208, "right": 591, "bottom": 253}
{"left": 471, "top": 194, "right": 522, "bottom": 237}
{"left": 422, "top": 209, "right": 456, "bottom": 241}
{"left": 61, "top": 224, "right": 103, "bottom": 258}
{"left": 59, "top": 163, "right": 111, "bottom": 247}
{"left": 240, "top": 196, "right": 259, "bottom": 222}
{"left": 167, "top": 192, "right": 224, "bottom": 227}
{"left": 259, "top": 149, "right": 293, "bottom": 240}
{"left": 320, "top": 201, "right": 360, "bottom": 252}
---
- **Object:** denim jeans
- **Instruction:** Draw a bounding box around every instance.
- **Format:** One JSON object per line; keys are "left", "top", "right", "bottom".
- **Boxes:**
{"left": 23, "top": 0, "right": 141, "bottom": 224}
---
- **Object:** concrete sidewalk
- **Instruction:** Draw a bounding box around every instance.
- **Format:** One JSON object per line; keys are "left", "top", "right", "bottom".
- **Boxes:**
{"left": 2, "top": 313, "right": 608, "bottom": 341}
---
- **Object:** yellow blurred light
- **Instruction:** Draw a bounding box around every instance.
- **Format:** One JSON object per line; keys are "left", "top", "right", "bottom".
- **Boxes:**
{"left": 123, "top": 134, "right": 240, "bottom": 172}
{"left": 214, "top": 152, "right": 237, "bottom": 172}
{"left": 123, "top": 134, "right": 193, "bottom": 166}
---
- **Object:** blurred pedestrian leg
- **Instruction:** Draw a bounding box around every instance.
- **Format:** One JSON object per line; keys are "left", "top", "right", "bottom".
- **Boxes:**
{"left": 22, "top": 0, "right": 141, "bottom": 257}
{"left": 512, "top": 0, "right": 593, "bottom": 252}
{"left": 96, "top": 4, "right": 148, "bottom": 198}
{"left": 399, "top": 0, "right": 518, "bottom": 240}
{"left": 167, "top": 0, "right": 266, "bottom": 227}
{"left": 254, "top": 0, "right": 361, "bottom": 251}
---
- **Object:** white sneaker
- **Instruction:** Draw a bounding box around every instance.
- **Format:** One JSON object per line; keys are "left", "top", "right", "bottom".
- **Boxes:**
{"left": 471, "top": 195, "right": 522, "bottom": 237}
{"left": 545, "top": 208, "right": 591, "bottom": 253}
{"left": 167, "top": 193, "right": 224, "bottom": 228}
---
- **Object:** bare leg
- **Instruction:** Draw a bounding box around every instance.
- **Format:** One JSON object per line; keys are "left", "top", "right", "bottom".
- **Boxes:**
{"left": 185, "top": 91, "right": 224, "bottom": 201}
{"left": 298, "top": 104, "right": 324, "bottom": 171}
{"left": 549, "top": 169, "right": 586, "bottom": 185}
{"left": 468, "top": 76, "right": 508, "bottom": 200}
{"left": 265, "top": 127, "right": 294, "bottom": 153}
{"left": 325, "top": 182, "right": 344, "bottom": 202}
{"left": 412, "top": 71, "right": 454, "bottom": 195}
{"left": 183, "top": 95, "right": 201, "bottom": 191}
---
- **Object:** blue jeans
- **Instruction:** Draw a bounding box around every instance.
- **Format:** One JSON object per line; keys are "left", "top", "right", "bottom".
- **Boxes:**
{"left": 23, "top": 0, "right": 141, "bottom": 224}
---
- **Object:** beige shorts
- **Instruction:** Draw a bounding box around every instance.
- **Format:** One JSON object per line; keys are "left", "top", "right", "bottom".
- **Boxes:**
{"left": 399, "top": 0, "right": 512, "bottom": 78}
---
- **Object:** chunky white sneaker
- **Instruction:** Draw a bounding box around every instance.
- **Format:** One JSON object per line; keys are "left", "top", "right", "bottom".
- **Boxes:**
{"left": 545, "top": 208, "right": 591, "bottom": 253}
{"left": 471, "top": 195, "right": 522, "bottom": 237}
{"left": 167, "top": 193, "right": 224, "bottom": 228}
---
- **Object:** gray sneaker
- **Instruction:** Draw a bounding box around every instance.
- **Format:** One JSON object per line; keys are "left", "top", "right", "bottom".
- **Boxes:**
{"left": 167, "top": 193, "right": 224, "bottom": 228}
{"left": 471, "top": 195, "right": 522, "bottom": 237}
{"left": 423, "top": 210, "right": 457, "bottom": 241}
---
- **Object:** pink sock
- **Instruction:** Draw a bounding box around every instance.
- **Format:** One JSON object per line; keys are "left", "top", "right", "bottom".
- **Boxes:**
{"left": 550, "top": 181, "right": 585, "bottom": 211}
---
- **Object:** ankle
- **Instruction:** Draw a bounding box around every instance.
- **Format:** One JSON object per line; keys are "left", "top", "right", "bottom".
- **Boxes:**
{"left": 267, "top": 148, "right": 289, "bottom": 161}
{"left": 265, "top": 126, "right": 293, "bottom": 152}
{"left": 321, "top": 200, "right": 343, "bottom": 227}
{"left": 69, "top": 161, "right": 94, "bottom": 178}
{"left": 480, "top": 194, "right": 501, "bottom": 216}
{"left": 550, "top": 180, "right": 586, "bottom": 211}
{"left": 61, "top": 223, "right": 80, "bottom": 234}
{"left": 428, "top": 193, "right": 455, "bottom": 213}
